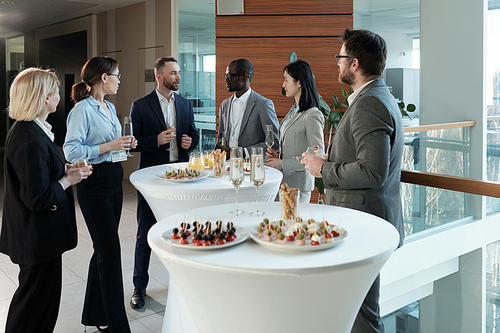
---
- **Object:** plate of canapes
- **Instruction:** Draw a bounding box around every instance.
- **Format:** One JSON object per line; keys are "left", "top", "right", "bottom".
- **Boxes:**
{"left": 249, "top": 217, "right": 348, "bottom": 252}
{"left": 161, "top": 220, "right": 249, "bottom": 250}
{"left": 155, "top": 168, "right": 209, "bottom": 183}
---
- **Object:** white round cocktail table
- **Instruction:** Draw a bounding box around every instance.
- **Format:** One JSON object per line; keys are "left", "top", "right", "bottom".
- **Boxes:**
{"left": 129, "top": 162, "right": 283, "bottom": 220}
{"left": 148, "top": 202, "right": 401, "bottom": 333}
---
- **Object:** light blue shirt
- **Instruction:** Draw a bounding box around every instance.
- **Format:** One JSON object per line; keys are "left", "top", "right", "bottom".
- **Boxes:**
{"left": 63, "top": 96, "right": 122, "bottom": 164}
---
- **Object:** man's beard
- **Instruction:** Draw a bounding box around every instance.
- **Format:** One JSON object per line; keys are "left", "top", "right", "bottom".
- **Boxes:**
{"left": 339, "top": 69, "right": 355, "bottom": 86}
{"left": 164, "top": 79, "right": 179, "bottom": 91}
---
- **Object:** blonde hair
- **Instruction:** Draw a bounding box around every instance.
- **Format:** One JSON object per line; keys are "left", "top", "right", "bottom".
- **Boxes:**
{"left": 8, "top": 68, "right": 60, "bottom": 121}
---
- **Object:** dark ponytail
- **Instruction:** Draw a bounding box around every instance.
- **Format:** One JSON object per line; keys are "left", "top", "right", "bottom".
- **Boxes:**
{"left": 71, "top": 56, "right": 118, "bottom": 103}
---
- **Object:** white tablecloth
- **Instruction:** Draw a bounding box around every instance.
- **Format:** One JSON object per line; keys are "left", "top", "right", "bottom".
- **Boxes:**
{"left": 129, "top": 162, "right": 283, "bottom": 220}
{"left": 148, "top": 202, "right": 401, "bottom": 333}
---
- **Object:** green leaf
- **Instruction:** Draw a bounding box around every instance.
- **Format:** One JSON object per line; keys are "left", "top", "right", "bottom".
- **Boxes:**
{"left": 341, "top": 88, "right": 349, "bottom": 99}
{"left": 289, "top": 51, "right": 297, "bottom": 63}
{"left": 407, "top": 104, "right": 416, "bottom": 112}
{"left": 319, "top": 99, "right": 331, "bottom": 117}
{"left": 331, "top": 94, "right": 341, "bottom": 109}
{"left": 329, "top": 111, "right": 341, "bottom": 122}
{"left": 397, "top": 101, "right": 405, "bottom": 109}
{"left": 315, "top": 177, "right": 325, "bottom": 194}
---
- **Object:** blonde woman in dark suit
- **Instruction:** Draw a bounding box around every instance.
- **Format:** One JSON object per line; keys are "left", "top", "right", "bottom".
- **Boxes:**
{"left": 0, "top": 68, "right": 90, "bottom": 333}
{"left": 266, "top": 60, "right": 324, "bottom": 203}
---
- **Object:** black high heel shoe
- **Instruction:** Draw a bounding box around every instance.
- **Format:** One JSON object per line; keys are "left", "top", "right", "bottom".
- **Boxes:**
{"left": 96, "top": 326, "right": 109, "bottom": 332}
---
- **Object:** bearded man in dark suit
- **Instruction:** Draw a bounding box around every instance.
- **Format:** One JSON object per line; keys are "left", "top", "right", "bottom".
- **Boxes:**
{"left": 129, "top": 56, "right": 199, "bottom": 309}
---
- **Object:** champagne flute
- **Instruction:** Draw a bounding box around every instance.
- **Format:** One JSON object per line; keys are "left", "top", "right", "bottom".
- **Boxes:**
{"left": 123, "top": 117, "right": 133, "bottom": 157}
{"left": 265, "top": 124, "right": 274, "bottom": 150}
{"left": 250, "top": 147, "right": 265, "bottom": 216}
{"left": 229, "top": 147, "right": 244, "bottom": 216}
{"left": 166, "top": 125, "right": 176, "bottom": 151}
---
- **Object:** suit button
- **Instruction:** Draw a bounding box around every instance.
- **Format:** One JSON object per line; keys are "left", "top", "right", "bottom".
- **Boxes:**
{"left": 50, "top": 205, "right": 57, "bottom": 211}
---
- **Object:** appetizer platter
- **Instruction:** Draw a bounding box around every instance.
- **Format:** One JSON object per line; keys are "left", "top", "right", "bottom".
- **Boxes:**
{"left": 155, "top": 168, "right": 209, "bottom": 183}
{"left": 249, "top": 217, "right": 347, "bottom": 252}
{"left": 161, "top": 219, "right": 249, "bottom": 250}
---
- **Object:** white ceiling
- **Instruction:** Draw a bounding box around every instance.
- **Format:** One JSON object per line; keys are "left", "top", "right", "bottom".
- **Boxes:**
{"left": 0, "top": 0, "right": 419, "bottom": 39}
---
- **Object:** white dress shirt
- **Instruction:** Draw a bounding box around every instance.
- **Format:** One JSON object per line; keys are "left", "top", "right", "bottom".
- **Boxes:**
{"left": 229, "top": 88, "right": 252, "bottom": 147}
{"left": 156, "top": 89, "right": 178, "bottom": 162}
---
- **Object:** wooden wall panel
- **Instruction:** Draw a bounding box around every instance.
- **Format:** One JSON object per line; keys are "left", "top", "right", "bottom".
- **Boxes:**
{"left": 216, "top": 15, "right": 352, "bottom": 37}
{"left": 242, "top": 0, "right": 352, "bottom": 15}
{"left": 216, "top": 0, "right": 353, "bottom": 203}
{"left": 216, "top": 37, "right": 348, "bottom": 119}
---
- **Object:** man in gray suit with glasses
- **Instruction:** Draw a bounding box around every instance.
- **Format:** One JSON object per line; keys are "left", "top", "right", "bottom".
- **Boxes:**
{"left": 216, "top": 59, "right": 279, "bottom": 158}
{"left": 301, "top": 28, "right": 405, "bottom": 333}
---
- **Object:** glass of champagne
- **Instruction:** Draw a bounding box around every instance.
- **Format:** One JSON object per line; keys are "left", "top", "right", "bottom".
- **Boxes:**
{"left": 123, "top": 117, "right": 133, "bottom": 157}
{"left": 265, "top": 124, "right": 274, "bottom": 150}
{"left": 229, "top": 147, "right": 244, "bottom": 216}
{"left": 250, "top": 147, "right": 265, "bottom": 216}
{"left": 166, "top": 125, "right": 176, "bottom": 151}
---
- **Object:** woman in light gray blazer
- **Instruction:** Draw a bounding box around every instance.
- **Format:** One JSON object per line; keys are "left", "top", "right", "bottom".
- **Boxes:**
{"left": 266, "top": 60, "right": 324, "bottom": 203}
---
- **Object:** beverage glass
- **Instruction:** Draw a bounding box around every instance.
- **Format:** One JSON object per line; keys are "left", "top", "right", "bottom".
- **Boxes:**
{"left": 249, "top": 147, "right": 265, "bottom": 216}
{"left": 229, "top": 147, "right": 244, "bottom": 215}
{"left": 306, "top": 146, "right": 323, "bottom": 156}
{"left": 280, "top": 186, "right": 300, "bottom": 222}
{"left": 71, "top": 157, "right": 91, "bottom": 172}
{"left": 204, "top": 150, "right": 214, "bottom": 169}
{"left": 123, "top": 117, "right": 134, "bottom": 157}
{"left": 213, "top": 149, "right": 226, "bottom": 177}
{"left": 265, "top": 124, "right": 274, "bottom": 150}
{"left": 221, "top": 131, "right": 229, "bottom": 149}
{"left": 166, "top": 125, "right": 176, "bottom": 151}
{"left": 188, "top": 152, "right": 205, "bottom": 171}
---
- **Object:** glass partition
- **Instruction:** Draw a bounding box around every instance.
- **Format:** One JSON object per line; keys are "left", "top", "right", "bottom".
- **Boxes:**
{"left": 178, "top": 6, "right": 216, "bottom": 152}
{"left": 487, "top": 3, "right": 500, "bottom": 215}
{"left": 401, "top": 127, "right": 472, "bottom": 236}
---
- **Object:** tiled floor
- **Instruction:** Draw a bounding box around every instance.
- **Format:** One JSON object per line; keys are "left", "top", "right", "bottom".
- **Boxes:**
{"left": 0, "top": 181, "right": 169, "bottom": 333}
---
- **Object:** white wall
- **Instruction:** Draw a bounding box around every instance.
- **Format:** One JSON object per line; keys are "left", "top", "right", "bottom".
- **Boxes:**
{"left": 379, "top": 31, "right": 415, "bottom": 69}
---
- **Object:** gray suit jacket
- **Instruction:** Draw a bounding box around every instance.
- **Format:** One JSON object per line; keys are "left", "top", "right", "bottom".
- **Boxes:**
{"left": 217, "top": 89, "right": 279, "bottom": 152}
{"left": 322, "top": 78, "right": 405, "bottom": 246}
{"left": 280, "top": 107, "right": 324, "bottom": 192}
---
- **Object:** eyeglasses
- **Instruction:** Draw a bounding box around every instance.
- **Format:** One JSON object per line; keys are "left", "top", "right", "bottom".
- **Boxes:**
{"left": 335, "top": 55, "right": 350, "bottom": 64}
{"left": 107, "top": 73, "right": 122, "bottom": 79}
{"left": 225, "top": 73, "right": 244, "bottom": 80}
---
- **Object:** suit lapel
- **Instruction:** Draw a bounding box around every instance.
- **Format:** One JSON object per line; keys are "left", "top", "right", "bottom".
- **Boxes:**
{"left": 148, "top": 90, "right": 167, "bottom": 130}
{"left": 30, "top": 122, "right": 66, "bottom": 165}
{"left": 280, "top": 110, "right": 304, "bottom": 141}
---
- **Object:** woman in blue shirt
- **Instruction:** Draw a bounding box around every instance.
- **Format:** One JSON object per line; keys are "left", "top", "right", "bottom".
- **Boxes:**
{"left": 64, "top": 56, "right": 136, "bottom": 333}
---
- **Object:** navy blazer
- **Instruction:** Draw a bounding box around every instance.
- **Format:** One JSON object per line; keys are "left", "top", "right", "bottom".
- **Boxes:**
{"left": 130, "top": 90, "right": 199, "bottom": 169}
{"left": 0, "top": 121, "right": 77, "bottom": 265}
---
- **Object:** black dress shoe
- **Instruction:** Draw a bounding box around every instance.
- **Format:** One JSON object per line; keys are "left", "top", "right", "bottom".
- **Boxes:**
{"left": 96, "top": 326, "right": 109, "bottom": 332}
{"left": 130, "top": 288, "right": 146, "bottom": 309}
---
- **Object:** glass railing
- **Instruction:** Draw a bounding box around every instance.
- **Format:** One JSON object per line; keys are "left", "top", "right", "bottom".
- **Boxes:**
{"left": 401, "top": 126, "right": 472, "bottom": 236}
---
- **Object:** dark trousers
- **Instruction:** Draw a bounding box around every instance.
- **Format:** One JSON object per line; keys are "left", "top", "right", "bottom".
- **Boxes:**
{"left": 77, "top": 162, "right": 131, "bottom": 333}
{"left": 132, "top": 191, "right": 157, "bottom": 290}
{"left": 351, "top": 275, "right": 385, "bottom": 333}
{"left": 5, "top": 257, "right": 62, "bottom": 333}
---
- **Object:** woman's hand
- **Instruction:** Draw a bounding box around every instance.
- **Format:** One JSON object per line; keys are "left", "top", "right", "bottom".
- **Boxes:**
{"left": 266, "top": 147, "right": 282, "bottom": 170}
{"left": 59, "top": 164, "right": 93, "bottom": 190}
{"left": 100, "top": 135, "right": 135, "bottom": 154}
{"left": 265, "top": 148, "right": 279, "bottom": 159}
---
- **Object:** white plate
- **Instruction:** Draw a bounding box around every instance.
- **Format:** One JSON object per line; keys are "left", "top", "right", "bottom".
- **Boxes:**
{"left": 155, "top": 171, "right": 209, "bottom": 182}
{"left": 249, "top": 226, "right": 347, "bottom": 252}
{"left": 161, "top": 226, "right": 249, "bottom": 250}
